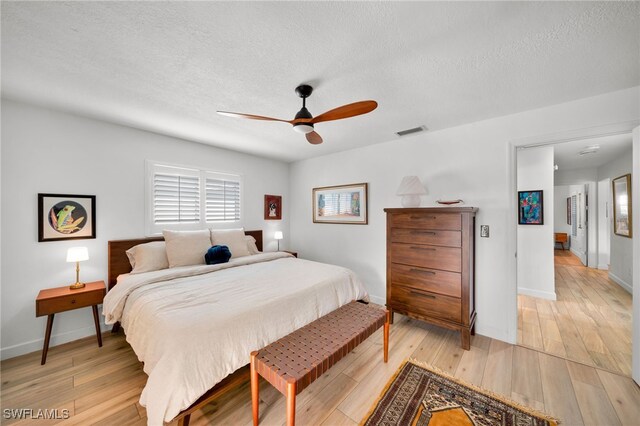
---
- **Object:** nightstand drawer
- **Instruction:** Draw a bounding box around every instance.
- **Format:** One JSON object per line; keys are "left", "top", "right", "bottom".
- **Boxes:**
{"left": 36, "top": 290, "right": 103, "bottom": 316}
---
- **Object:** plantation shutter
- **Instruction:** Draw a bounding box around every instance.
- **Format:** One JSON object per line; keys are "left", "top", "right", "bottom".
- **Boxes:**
{"left": 153, "top": 170, "right": 200, "bottom": 224}
{"left": 205, "top": 174, "right": 241, "bottom": 223}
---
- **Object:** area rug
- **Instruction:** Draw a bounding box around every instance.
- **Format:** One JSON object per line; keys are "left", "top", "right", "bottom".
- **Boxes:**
{"left": 361, "top": 359, "right": 558, "bottom": 426}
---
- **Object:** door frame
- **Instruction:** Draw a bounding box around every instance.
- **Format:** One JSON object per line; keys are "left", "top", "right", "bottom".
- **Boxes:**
{"left": 506, "top": 120, "right": 640, "bottom": 382}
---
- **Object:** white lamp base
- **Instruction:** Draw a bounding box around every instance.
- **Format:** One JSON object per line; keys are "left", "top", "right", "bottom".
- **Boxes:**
{"left": 401, "top": 195, "right": 422, "bottom": 208}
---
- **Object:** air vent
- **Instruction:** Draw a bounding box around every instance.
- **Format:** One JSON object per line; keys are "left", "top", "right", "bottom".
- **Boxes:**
{"left": 396, "top": 125, "right": 428, "bottom": 137}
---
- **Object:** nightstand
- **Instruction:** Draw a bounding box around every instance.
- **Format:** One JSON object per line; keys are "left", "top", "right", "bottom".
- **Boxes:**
{"left": 35, "top": 281, "right": 106, "bottom": 365}
{"left": 282, "top": 250, "right": 298, "bottom": 258}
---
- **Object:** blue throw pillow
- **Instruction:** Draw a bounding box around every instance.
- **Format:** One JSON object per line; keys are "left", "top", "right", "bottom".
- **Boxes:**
{"left": 204, "top": 245, "right": 232, "bottom": 265}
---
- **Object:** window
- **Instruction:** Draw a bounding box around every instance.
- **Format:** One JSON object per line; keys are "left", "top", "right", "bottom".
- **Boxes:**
{"left": 146, "top": 162, "right": 242, "bottom": 235}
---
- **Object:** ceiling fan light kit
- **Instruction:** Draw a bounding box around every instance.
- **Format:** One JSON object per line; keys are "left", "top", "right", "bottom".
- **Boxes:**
{"left": 217, "top": 84, "right": 377, "bottom": 145}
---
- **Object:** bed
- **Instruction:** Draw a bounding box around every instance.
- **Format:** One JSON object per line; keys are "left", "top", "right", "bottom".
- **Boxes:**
{"left": 102, "top": 230, "right": 369, "bottom": 426}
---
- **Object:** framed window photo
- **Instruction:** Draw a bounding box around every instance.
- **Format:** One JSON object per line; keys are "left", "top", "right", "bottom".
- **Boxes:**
{"left": 518, "top": 190, "right": 543, "bottom": 225}
{"left": 38, "top": 193, "right": 96, "bottom": 242}
{"left": 264, "top": 194, "right": 282, "bottom": 220}
{"left": 313, "top": 183, "right": 368, "bottom": 225}
{"left": 566, "top": 197, "right": 571, "bottom": 225}
{"left": 612, "top": 174, "right": 632, "bottom": 238}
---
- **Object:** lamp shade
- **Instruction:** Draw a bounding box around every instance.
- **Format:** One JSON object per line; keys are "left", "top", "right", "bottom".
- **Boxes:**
{"left": 396, "top": 176, "right": 427, "bottom": 195}
{"left": 274, "top": 231, "right": 283, "bottom": 240}
{"left": 66, "top": 247, "right": 89, "bottom": 263}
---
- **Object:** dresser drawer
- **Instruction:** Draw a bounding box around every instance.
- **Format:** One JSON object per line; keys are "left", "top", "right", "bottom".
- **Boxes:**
{"left": 390, "top": 228, "right": 461, "bottom": 247}
{"left": 390, "top": 243, "right": 461, "bottom": 272}
{"left": 36, "top": 290, "right": 103, "bottom": 316}
{"left": 390, "top": 285, "right": 461, "bottom": 323}
{"left": 390, "top": 213, "right": 461, "bottom": 230}
{"left": 390, "top": 263, "right": 461, "bottom": 298}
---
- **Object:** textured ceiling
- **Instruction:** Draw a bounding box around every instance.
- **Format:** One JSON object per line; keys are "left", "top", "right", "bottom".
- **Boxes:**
{"left": 554, "top": 134, "right": 632, "bottom": 171}
{"left": 2, "top": 2, "right": 639, "bottom": 162}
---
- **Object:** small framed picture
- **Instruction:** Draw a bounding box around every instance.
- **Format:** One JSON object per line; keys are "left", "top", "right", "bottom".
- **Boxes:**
{"left": 566, "top": 197, "right": 571, "bottom": 225}
{"left": 38, "top": 193, "right": 96, "bottom": 242}
{"left": 313, "top": 183, "right": 368, "bottom": 225}
{"left": 612, "top": 174, "right": 632, "bottom": 238}
{"left": 264, "top": 195, "right": 282, "bottom": 220}
{"left": 518, "top": 190, "right": 543, "bottom": 225}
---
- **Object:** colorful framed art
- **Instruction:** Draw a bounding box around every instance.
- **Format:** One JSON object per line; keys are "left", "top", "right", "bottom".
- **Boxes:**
{"left": 38, "top": 193, "right": 96, "bottom": 242}
{"left": 312, "top": 183, "right": 368, "bottom": 224}
{"left": 264, "top": 194, "right": 282, "bottom": 220}
{"left": 518, "top": 190, "right": 543, "bottom": 225}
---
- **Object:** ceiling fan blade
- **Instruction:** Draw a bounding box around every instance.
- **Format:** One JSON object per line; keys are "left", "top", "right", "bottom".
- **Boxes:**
{"left": 306, "top": 131, "right": 323, "bottom": 145}
{"left": 311, "top": 100, "right": 378, "bottom": 124}
{"left": 217, "top": 111, "right": 292, "bottom": 123}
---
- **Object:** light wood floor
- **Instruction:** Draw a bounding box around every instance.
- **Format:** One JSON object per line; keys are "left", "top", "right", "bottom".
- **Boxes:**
{"left": 518, "top": 249, "right": 633, "bottom": 376}
{"left": 2, "top": 315, "right": 640, "bottom": 425}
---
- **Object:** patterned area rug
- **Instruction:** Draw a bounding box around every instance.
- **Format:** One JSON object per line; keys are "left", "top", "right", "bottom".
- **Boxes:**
{"left": 362, "top": 359, "right": 558, "bottom": 426}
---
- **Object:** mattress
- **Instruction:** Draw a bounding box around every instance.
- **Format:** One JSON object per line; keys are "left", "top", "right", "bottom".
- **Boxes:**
{"left": 102, "top": 252, "right": 369, "bottom": 425}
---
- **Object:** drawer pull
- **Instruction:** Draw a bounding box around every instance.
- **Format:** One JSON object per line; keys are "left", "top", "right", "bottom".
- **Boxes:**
{"left": 410, "top": 215, "right": 437, "bottom": 220}
{"left": 409, "top": 290, "right": 436, "bottom": 299}
{"left": 410, "top": 268, "right": 436, "bottom": 275}
{"left": 71, "top": 299, "right": 76, "bottom": 304}
{"left": 411, "top": 230, "right": 436, "bottom": 235}
{"left": 411, "top": 246, "right": 436, "bottom": 251}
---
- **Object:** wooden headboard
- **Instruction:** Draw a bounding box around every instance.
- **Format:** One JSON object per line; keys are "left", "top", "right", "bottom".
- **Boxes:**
{"left": 107, "top": 230, "right": 263, "bottom": 290}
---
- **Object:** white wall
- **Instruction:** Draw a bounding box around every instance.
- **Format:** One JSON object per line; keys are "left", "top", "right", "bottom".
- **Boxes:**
{"left": 517, "top": 146, "right": 556, "bottom": 300}
{"left": 554, "top": 185, "right": 572, "bottom": 245}
{"left": 597, "top": 146, "right": 634, "bottom": 292}
{"left": 597, "top": 178, "right": 611, "bottom": 269}
{"left": 554, "top": 167, "right": 598, "bottom": 185}
{"left": 0, "top": 99, "right": 291, "bottom": 359}
{"left": 290, "top": 86, "right": 639, "bottom": 343}
{"left": 631, "top": 126, "right": 639, "bottom": 384}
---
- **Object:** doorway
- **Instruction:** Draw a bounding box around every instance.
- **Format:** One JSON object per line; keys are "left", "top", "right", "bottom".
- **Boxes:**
{"left": 510, "top": 123, "right": 639, "bottom": 382}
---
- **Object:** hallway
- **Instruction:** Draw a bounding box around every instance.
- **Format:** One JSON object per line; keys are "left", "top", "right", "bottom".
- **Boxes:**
{"left": 517, "top": 250, "right": 632, "bottom": 375}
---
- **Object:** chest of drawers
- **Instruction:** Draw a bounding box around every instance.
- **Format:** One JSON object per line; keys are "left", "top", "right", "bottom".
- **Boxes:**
{"left": 384, "top": 207, "right": 477, "bottom": 349}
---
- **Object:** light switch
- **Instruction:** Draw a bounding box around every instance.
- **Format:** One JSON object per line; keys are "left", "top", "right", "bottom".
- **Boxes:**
{"left": 480, "top": 225, "right": 490, "bottom": 238}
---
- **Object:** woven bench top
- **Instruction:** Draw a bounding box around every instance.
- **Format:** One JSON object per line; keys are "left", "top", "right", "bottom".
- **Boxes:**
{"left": 253, "top": 301, "right": 387, "bottom": 395}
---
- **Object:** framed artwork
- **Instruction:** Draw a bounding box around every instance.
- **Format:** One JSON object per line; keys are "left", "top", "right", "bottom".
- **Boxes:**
{"left": 264, "top": 194, "right": 282, "bottom": 220}
{"left": 38, "top": 193, "right": 96, "bottom": 242}
{"left": 313, "top": 183, "right": 368, "bottom": 224}
{"left": 566, "top": 197, "right": 571, "bottom": 225}
{"left": 518, "top": 190, "right": 543, "bottom": 225}
{"left": 612, "top": 174, "right": 632, "bottom": 238}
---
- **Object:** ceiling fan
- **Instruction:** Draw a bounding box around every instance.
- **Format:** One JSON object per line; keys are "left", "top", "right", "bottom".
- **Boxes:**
{"left": 217, "top": 85, "right": 377, "bottom": 145}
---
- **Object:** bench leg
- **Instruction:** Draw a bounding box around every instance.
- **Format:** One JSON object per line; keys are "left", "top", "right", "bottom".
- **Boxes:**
{"left": 286, "top": 381, "right": 296, "bottom": 426}
{"left": 251, "top": 352, "right": 259, "bottom": 426}
{"left": 384, "top": 310, "right": 390, "bottom": 363}
{"left": 178, "top": 414, "right": 190, "bottom": 426}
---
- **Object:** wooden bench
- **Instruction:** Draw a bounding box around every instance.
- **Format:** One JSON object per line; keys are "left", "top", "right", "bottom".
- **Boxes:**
{"left": 555, "top": 232, "right": 568, "bottom": 250}
{"left": 250, "top": 301, "right": 390, "bottom": 426}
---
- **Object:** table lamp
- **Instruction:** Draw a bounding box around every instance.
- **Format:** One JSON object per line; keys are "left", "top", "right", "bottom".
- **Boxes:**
{"left": 396, "top": 176, "right": 427, "bottom": 207}
{"left": 66, "top": 247, "right": 89, "bottom": 289}
{"left": 274, "top": 231, "right": 283, "bottom": 251}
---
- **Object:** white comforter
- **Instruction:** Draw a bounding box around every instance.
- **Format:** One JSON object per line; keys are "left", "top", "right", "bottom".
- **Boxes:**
{"left": 102, "top": 252, "right": 369, "bottom": 425}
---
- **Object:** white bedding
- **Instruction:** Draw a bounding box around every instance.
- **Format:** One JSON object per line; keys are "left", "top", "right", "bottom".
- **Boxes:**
{"left": 102, "top": 252, "right": 369, "bottom": 425}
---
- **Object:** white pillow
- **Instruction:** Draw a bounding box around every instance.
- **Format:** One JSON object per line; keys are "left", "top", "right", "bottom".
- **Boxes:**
{"left": 163, "top": 229, "right": 212, "bottom": 268}
{"left": 126, "top": 241, "right": 169, "bottom": 274}
{"left": 245, "top": 235, "right": 260, "bottom": 255}
{"left": 211, "top": 228, "right": 251, "bottom": 258}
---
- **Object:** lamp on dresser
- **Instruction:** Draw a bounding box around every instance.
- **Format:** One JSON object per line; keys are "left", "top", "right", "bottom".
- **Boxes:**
{"left": 396, "top": 176, "right": 427, "bottom": 207}
{"left": 384, "top": 207, "right": 477, "bottom": 350}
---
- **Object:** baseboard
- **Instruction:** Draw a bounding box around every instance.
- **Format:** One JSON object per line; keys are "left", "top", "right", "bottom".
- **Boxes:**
{"left": 517, "top": 287, "right": 557, "bottom": 301}
{"left": 570, "top": 247, "right": 587, "bottom": 265}
{"left": 0, "top": 321, "right": 109, "bottom": 361}
{"left": 597, "top": 263, "right": 609, "bottom": 271}
{"left": 609, "top": 271, "right": 632, "bottom": 294}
